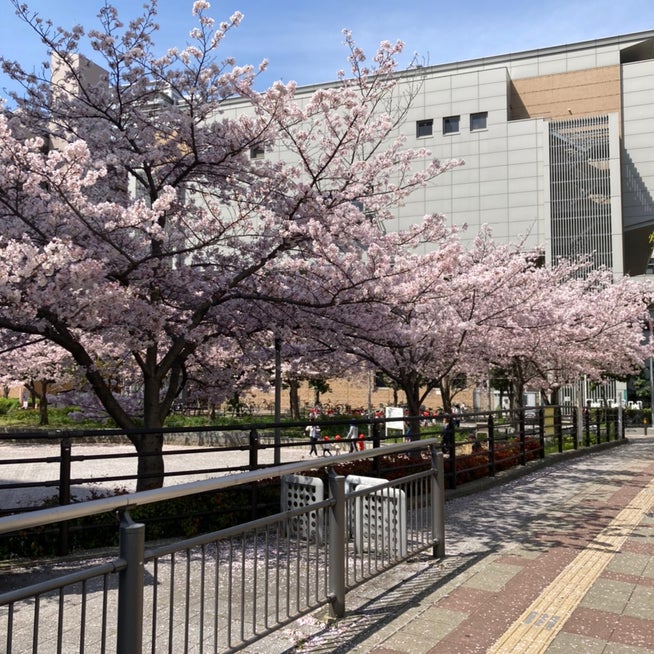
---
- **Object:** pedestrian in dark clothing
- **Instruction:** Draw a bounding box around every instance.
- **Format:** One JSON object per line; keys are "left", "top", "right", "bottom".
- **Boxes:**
{"left": 441, "top": 416, "right": 455, "bottom": 454}
{"left": 322, "top": 435, "right": 332, "bottom": 456}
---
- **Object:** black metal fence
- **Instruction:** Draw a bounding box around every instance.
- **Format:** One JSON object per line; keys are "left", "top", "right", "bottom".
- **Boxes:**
{"left": 0, "top": 406, "right": 626, "bottom": 519}
{"left": 442, "top": 405, "right": 625, "bottom": 489}
{"left": 0, "top": 405, "right": 630, "bottom": 653}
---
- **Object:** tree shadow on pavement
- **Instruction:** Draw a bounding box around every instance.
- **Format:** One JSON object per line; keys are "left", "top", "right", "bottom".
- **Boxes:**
{"left": 275, "top": 551, "right": 488, "bottom": 654}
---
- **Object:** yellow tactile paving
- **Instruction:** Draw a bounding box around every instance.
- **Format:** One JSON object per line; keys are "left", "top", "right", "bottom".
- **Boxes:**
{"left": 486, "top": 478, "right": 654, "bottom": 654}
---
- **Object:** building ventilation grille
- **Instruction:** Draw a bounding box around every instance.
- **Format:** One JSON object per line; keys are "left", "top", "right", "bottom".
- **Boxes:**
{"left": 549, "top": 115, "right": 612, "bottom": 273}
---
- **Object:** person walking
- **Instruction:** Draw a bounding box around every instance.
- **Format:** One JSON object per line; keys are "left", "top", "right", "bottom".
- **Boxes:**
{"left": 322, "top": 434, "right": 332, "bottom": 456}
{"left": 308, "top": 424, "right": 319, "bottom": 455}
{"left": 346, "top": 423, "right": 357, "bottom": 452}
{"left": 441, "top": 415, "right": 455, "bottom": 454}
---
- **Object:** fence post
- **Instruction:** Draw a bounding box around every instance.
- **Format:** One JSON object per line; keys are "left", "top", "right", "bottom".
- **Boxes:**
{"left": 117, "top": 511, "right": 145, "bottom": 654}
{"left": 555, "top": 406, "right": 563, "bottom": 453}
{"left": 448, "top": 428, "right": 457, "bottom": 489}
{"left": 327, "top": 472, "right": 346, "bottom": 619}
{"left": 519, "top": 411, "right": 526, "bottom": 466}
{"left": 58, "top": 434, "right": 71, "bottom": 556}
{"left": 372, "top": 421, "right": 381, "bottom": 448}
{"left": 538, "top": 408, "right": 546, "bottom": 459}
{"left": 571, "top": 407, "right": 578, "bottom": 449}
{"left": 584, "top": 406, "right": 591, "bottom": 447}
{"left": 249, "top": 428, "right": 259, "bottom": 470}
{"left": 596, "top": 410, "right": 602, "bottom": 445}
{"left": 372, "top": 422, "right": 381, "bottom": 477}
{"left": 430, "top": 447, "right": 445, "bottom": 559}
{"left": 487, "top": 414, "right": 495, "bottom": 478}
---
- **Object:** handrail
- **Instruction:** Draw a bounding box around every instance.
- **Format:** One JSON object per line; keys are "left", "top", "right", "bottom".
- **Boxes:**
{"left": 0, "top": 439, "right": 437, "bottom": 535}
{"left": 1, "top": 444, "right": 446, "bottom": 652}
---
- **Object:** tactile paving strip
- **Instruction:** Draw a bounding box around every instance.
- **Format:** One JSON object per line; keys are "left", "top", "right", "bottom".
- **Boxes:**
{"left": 486, "top": 478, "right": 654, "bottom": 653}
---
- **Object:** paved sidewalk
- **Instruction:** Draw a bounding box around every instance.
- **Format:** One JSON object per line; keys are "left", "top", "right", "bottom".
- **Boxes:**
{"left": 263, "top": 430, "right": 654, "bottom": 653}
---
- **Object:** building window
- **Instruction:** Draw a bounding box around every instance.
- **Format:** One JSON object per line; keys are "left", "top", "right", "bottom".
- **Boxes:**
{"left": 250, "top": 145, "right": 265, "bottom": 159}
{"left": 416, "top": 119, "right": 433, "bottom": 138}
{"left": 443, "top": 115, "right": 460, "bottom": 134}
{"left": 470, "top": 111, "right": 488, "bottom": 131}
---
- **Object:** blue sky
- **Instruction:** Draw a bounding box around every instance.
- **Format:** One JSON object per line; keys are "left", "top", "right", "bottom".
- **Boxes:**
{"left": 2, "top": 0, "right": 654, "bottom": 100}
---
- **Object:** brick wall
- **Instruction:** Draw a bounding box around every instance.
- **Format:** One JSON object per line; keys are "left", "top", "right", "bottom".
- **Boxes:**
{"left": 244, "top": 374, "right": 477, "bottom": 416}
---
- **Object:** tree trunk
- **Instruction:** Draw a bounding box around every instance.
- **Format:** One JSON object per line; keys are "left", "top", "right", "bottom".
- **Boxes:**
{"left": 133, "top": 432, "right": 165, "bottom": 491}
{"left": 439, "top": 379, "right": 453, "bottom": 414}
{"left": 402, "top": 377, "right": 422, "bottom": 441}
{"left": 513, "top": 378, "right": 526, "bottom": 410}
{"left": 38, "top": 381, "right": 48, "bottom": 426}
{"left": 48, "top": 329, "right": 173, "bottom": 492}
{"left": 132, "top": 372, "right": 166, "bottom": 491}
{"left": 288, "top": 378, "right": 301, "bottom": 419}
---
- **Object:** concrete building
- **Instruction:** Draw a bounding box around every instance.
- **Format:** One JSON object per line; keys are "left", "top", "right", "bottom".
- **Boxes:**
{"left": 58, "top": 31, "right": 654, "bottom": 276}
{"left": 375, "top": 29, "right": 654, "bottom": 277}
{"left": 246, "top": 30, "right": 654, "bottom": 413}
{"left": 224, "top": 30, "right": 654, "bottom": 274}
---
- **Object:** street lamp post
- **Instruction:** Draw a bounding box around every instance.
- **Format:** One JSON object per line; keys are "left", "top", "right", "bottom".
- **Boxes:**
{"left": 274, "top": 337, "right": 282, "bottom": 465}
{"left": 649, "top": 356, "right": 654, "bottom": 424}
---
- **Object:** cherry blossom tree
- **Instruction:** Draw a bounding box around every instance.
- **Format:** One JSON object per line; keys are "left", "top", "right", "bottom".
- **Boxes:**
{"left": 462, "top": 247, "right": 652, "bottom": 408}
{"left": 0, "top": 333, "right": 79, "bottom": 425}
{"left": 0, "top": 2, "right": 459, "bottom": 488}
{"left": 299, "top": 216, "right": 468, "bottom": 437}
{"left": 306, "top": 224, "right": 651, "bottom": 435}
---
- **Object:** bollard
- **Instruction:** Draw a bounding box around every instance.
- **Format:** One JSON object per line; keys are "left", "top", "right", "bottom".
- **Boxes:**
{"left": 117, "top": 511, "right": 145, "bottom": 654}
{"left": 327, "top": 471, "right": 346, "bottom": 619}
{"left": 430, "top": 447, "right": 445, "bottom": 559}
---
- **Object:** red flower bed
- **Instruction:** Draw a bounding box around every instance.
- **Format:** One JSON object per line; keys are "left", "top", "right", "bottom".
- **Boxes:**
{"left": 446, "top": 437, "right": 542, "bottom": 488}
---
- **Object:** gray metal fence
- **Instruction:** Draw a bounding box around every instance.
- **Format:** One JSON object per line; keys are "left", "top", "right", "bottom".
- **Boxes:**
{"left": 0, "top": 440, "right": 444, "bottom": 654}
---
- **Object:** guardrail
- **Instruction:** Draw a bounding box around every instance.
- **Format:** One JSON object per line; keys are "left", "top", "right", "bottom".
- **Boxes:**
{"left": 0, "top": 441, "right": 445, "bottom": 654}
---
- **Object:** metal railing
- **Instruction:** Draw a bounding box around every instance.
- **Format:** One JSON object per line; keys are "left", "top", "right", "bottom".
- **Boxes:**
{"left": 0, "top": 406, "right": 627, "bottom": 519}
{"left": 445, "top": 405, "right": 625, "bottom": 489}
{"left": 0, "top": 440, "right": 444, "bottom": 654}
{"left": 0, "top": 416, "right": 417, "bottom": 516}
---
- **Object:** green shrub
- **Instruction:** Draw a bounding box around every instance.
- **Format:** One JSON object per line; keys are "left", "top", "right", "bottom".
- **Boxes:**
{"left": 0, "top": 481, "right": 281, "bottom": 560}
{"left": 0, "top": 397, "right": 18, "bottom": 416}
